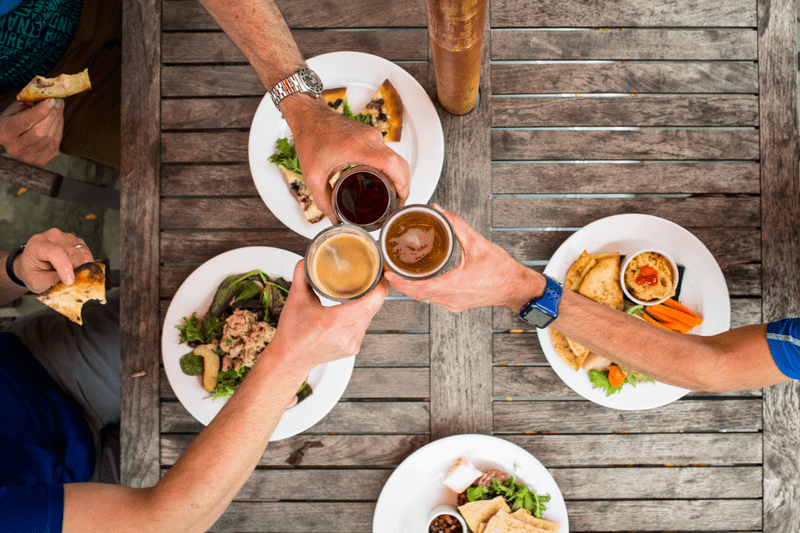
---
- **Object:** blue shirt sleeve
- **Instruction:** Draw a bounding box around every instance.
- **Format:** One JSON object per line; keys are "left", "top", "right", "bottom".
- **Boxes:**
{"left": 767, "top": 318, "right": 800, "bottom": 380}
{"left": 0, "top": 483, "right": 64, "bottom": 532}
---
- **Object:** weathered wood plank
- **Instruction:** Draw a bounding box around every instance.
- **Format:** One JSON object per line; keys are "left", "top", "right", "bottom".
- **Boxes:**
{"left": 492, "top": 162, "right": 759, "bottom": 194}
{"left": 564, "top": 500, "right": 760, "bottom": 531}
{"left": 159, "top": 231, "right": 308, "bottom": 264}
{"left": 161, "top": 401, "right": 430, "bottom": 434}
{"left": 758, "top": 0, "right": 800, "bottom": 530}
{"left": 161, "top": 63, "right": 430, "bottom": 97}
{"left": 120, "top": 0, "right": 161, "bottom": 489}
{"left": 492, "top": 129, "right": 760, "bottom": 161}
{"left": 160, "top": 197, "right": 282, "bottom": 229}
{"left": 428, "top": 8, "right": 493, "bottom": 439}
{"left": 162, "top": 434, "right": 430, "bottom": 467}
{"left": 494, "top": 298, "right": 760, "bottom": 330}
{"left": 491, "top": 62, "right": 759, "bottom": 94}
{"left": 356, "top": 333, "right": 430, "bottom": 366}
{"left": 162, "top": 0, "right": 427, "bottom": 30}
{"left": 494, "top": 399, "right": 762, "bottom": 432}
{"left": 493, "top": 366, "right": 763, "bottom": 398}
{"left": 492, "top": 95, "right": 759, "bottom": 127}
{"left": 226, "top": 469, "right": 392, "bottom": 500}
{"left": 162, "top": 131, "right": 249, "bottom": 163}
{"left": 493, "top": 228, "right": 761, "bottom": 265}
{"left": 160, "top": 298, "right": 429, "bottom": 332}
{"left": 504, "top": 433, "right": 762, "bottom": 466}
{"left": 211, "top": 501, "right": 374, "bottom": 532}
{"left": 492, "top": 0, "right": 756, "bottom": 27}
{"left": 161, "top": 164, "right": 258, "bottom": 196}
{"left": 492, "top": 197, "right": 761, "bottom": 228}
{"left": 161, "top": 366, "right": 430, "bottom": 399}
{"left": 549, "top": 466, "right": 762, "bottom": 499}
{"left": 161, "top": 30, "right": 428, "bottom": 64}
{"left": 491, "top": 29, "right": 758, "bottom": 61}
{"left": 161, "top": 97, "right": 260, "bottom": 130}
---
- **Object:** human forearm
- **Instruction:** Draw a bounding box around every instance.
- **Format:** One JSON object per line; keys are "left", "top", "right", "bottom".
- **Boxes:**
{"left": 0, "top": 249, "right": 29, "bottom": 305}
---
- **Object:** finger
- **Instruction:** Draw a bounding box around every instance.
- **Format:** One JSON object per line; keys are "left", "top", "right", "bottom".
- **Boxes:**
{"left": 70, "top": 241, "right": 94, "bottom": 265}
{"left": 332, "top": 277, "right": 388, "bottom": 324}
{"left": 5, "top": 98, "right": 57, "bottom": 133}
{"left": 306, "top": 171, "right": 335, "bottom": 220}
{"left": 287, "top": 259, "right": 321, "bottom": 307}
{"left": 37, "top": 244, "right": 76, "bottom": 285}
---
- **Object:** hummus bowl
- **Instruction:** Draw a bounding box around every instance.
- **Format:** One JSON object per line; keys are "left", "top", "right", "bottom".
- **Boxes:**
{"left": 621, "top": 249, "right": 679, "bottom": 306}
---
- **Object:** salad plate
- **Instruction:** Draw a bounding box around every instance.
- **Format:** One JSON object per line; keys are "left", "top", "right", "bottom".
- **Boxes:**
{"left": 161, "top": 246, "right": 355, "bottom": 440}
{"left": 373, "top": 434, "right": 569, "bottom": 533}
{"left": 537, "top": 213, "right": 731, "bottom": 410}
{"left": 248, "top": 51, "right": 445, "bottom": 240}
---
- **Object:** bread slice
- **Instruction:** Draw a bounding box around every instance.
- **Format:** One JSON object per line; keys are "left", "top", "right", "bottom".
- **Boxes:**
{"left": 358, "top": 79, "right": 403, "bottom": 142}
{"left": 17, "top": 69, "right": 91, "bottom": 102}
{"left": 280, "top": 167, "right": 324, "bottom": 224}
{"left": 34, "top": 262, "right": 106, "bottom": 325}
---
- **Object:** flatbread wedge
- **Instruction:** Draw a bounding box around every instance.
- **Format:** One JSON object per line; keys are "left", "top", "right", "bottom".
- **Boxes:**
{"left": 510, "top": 509, "right": 560, "bottom": 533}
{"left": 358, "top": 79, "right": 403, "bottom": 142}
{"left": 578, "top": 255, "right": 624, "bottom": 311}
{"left": 17, "top": 69, "right": 91, "bottom": 102}
{"left": 34, "top": 262, "right": 106, "bottom": 325}
{"left": 458, "top": 496, "right": 511, "bottom": 533}
{"left": 551, "top": 329, "right": 589, "bottom": 371}
{"left": 280, "top": 167, "right": 325, "bottom": 224}
{"left": 322, "top": 87, "right": 347, "bottom": 114}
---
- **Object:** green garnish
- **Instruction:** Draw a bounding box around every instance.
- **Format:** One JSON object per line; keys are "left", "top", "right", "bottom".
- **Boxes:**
{"left": 268, "top": 137, "right": 302, "bottom": 175}
{"left": 179, "top": 352, "right": 204, "bottom": 376}
{"left": 341, "top": 98, "right": 374, "bottom": 125}
{"left": 588, "top": 368, "right": 654, "bottom": 396}
{"left": 176, "top": 312, "right": 204, "bottom": 344}
{"left": 466, "top": 475, "right": 550, "bottom": 519}
{"left": 211, "top": 365, "right": 251, "bottom": 399}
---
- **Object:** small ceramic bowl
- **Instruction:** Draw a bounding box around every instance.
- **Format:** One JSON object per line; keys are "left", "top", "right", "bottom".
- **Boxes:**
{"left": 620, "top": 249, "right": 679, "bottom": 306}
{"left": 426, "top": 504, "right": 467, "bottom": 533}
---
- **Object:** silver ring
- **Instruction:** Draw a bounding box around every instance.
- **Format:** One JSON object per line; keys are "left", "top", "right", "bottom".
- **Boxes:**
{"left": 74, "top": 244, "right": 84, "bottom": 249}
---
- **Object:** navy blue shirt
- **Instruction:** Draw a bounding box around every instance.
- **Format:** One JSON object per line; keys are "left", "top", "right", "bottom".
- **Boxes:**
{"left": 0, "top": 332, "right": 94, "bottom": 532}
{"left": 767, "top": 318, "right": 800, "bottom": 380}
{"left": 0, "top": 0, "right": 83, "bottom": 93}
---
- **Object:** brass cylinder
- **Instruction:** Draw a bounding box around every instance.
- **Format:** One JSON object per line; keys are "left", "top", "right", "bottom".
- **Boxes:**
{"left": 424, "top": 0, "right": 488, "bottom": 115}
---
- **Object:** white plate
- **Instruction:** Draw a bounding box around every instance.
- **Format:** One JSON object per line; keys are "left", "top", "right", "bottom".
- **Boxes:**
{"left": 537, "top": 214, "right": 731, "bottom": 410}
{"left": 373, "top": 434, "right": 569, "bottom": 533}
{"left": 161, "top": 246, "right": 355, "bottom": 440}
{"left": 248, "top": 51, "right": 445, "bottom": 240}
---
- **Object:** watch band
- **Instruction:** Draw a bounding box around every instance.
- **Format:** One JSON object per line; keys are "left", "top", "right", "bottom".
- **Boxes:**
{"left": 270, "top": 66, "right": 323, "bottom": 109}
{"left": 518, "top": 275, "right": 562, "bottom": 328}
{"left": 5, "top": 244, "right": 26, "bottom": 287}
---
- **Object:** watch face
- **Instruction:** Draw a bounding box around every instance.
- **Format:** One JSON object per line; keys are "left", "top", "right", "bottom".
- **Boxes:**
{"left": 521, "top": 307, "right": 555, "bottom": 328}
{"left": 300, "top": 68, "right": 323, "bottom": 94}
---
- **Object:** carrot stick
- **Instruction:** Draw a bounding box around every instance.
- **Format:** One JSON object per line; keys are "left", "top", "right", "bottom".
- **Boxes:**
{"left": 642, "top": 310, "right": 692, "bottom": 333}
{"left": 608, "top": 364, "right": 626, "bottom": 387}
{"left": 646, "top": 305, "right": 701, "bottom": 327}
{"left": 663, "top": 298, "right": 703, "bottom": 322}
{"left": 642, "top": 312, "right": 671, "bottom": 329}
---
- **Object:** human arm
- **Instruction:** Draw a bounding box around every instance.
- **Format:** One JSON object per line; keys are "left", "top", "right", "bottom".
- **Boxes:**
{"left": 0, "top": 228, "right": 93, "bottom": 305}
{"left": 386, "top": 206, "right": 791, "bottom": 392}
{"left": 0, "top": 99, "right": 64, "bottom": 166}
{"left": 62, "top": 260, "right": 388, "bottom": 533}
{"left": 196, "top": 0, "right": 410, "bottom": 219}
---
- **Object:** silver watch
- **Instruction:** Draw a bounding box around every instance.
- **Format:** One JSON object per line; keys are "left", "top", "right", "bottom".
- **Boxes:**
{"left": 270, "top": 66, "right": 323, "bottom": 108}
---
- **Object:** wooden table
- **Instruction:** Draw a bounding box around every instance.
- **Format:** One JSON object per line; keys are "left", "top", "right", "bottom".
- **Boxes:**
{"left": 120, "top": 0, "right": 800, "bottom": 531}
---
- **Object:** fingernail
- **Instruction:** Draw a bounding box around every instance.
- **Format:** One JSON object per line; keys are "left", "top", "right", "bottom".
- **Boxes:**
{"left": 47, "top": 99, "right": 56, "bottom": 108}
{"left": 55, "top": 99, "right": 64, "bottom": 109}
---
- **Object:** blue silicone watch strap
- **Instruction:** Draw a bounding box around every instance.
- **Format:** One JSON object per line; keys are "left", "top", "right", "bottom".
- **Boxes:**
{"left": 518, "top": 275, "right": 562, "bottom": 328}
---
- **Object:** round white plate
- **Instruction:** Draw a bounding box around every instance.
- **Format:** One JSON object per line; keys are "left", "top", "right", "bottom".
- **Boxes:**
{"left": 248, "top": 51, "right": 445, "bottom": 240}
{"left": 161, "top": 246, "right": 355, "bottom": 440}
{"left": 373, "top": 434, "right": 569, "bottom": 533}
{"left": 537, "top": 213, "right": 731, "bottom": 410}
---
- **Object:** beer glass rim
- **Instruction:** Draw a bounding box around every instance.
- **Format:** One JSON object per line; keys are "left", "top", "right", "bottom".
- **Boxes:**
{"left": 304, "top": 224, "right": 384, "bottom": 303}
{"left": 379, "top": 204, "right": 455, "bottom": 280}
{"left": 332, "top": 165, "right": 397, "bottom": 231}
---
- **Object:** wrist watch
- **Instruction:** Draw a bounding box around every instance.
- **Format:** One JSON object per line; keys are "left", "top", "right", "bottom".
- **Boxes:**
{"left": 518, "top": 275, "right": 562, "bottom": 328}
{"left": 270, "top": 66, "right": 323, "bottom": 109}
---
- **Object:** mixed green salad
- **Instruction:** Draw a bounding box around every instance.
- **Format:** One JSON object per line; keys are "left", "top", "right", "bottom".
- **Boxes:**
{"left": 176, "top": 269, "right": 312, "bottom": 403}
{"left": 465, "top": 475, "right": 550, "bottom": 520}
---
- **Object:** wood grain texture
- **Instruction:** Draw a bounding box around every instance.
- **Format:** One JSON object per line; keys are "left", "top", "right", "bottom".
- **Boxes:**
{"left": 758, "top": 0, "right": 800, "bottom": 530}
{"left": 158, "top": 232, "right": 309, "bottom": 265}
{"left": 0, "top": 157, "right": 62, "bottom": 197}
{"left": 504, "top": 433, "right": 762, "bottom": 466}
{"left": 161, "top": 164, "right": 258, "bottom": 196}
{"left": 161, "top": 434, "right": 430, "bottom": 467}
{"left": 161, "top": 97, "right": 261, "bottom": 129}
{"left": 161, "top": 401, "right": 430, "bottom": 434}
{"left": 491, "top": 0, "right": 756, "bottom": 27}
{"left": 161, "top": 63, "right": 429, "bottom": 97}
{"left": 120, "top": 0, "right": 161, "bottom": 489}
{"left": 161, "top": 30, "right": 428, "bottom": 64}
{"left": 492, "top": 129, "right": 760, "bottom": 161}
{"left": 494, "top": 399, "right": 763, "bottom": 433}
{"left": 492, "top": 197, "right": 761, "bottom": 228}
{"left": 492, "top": 95, "right": 758, "bottom": 127}
{"left": 492, "top": 161, "right": 759, "bottom": 194}
{"left": 491, "top": 29, "right": 758, "bottom": 61}
{"left": 160, "top": 197, "right": 282, "bottom": 229}
{"left": 211, "top": 501, "right": 375, "bottom": 532}
{"left": 224, "top": 469, "right": 393, "bottom": 500}
{"left": 428, "top": 6, "right": 493, "bottom": 439}
{"left": 491, "top": 62, "right": 759, "bottom": 94}
{"left": 162, "top": 131, "right": 249, "bottom": 162}
{"left": 162, "top": 0, "right": 427, "bottom": 30}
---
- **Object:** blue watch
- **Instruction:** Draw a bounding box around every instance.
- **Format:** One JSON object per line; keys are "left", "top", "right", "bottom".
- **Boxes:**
{"left": 518, "top": 275, "right": 562, "bottom": 328}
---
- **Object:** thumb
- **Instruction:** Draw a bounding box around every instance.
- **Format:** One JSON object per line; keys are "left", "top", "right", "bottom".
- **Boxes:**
{"left": 4, "top": 99, "right": 55, "bottom": 133}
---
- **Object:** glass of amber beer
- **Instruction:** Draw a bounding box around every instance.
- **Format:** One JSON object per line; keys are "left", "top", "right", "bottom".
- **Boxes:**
{"left": 305, "top": 225, "right": 383, "bottom": 302}
{"left": 424, "top": 0, "right": 488, "bottom": 115}
{"left": 379, "top": 205, "right": 455, "bottom": 280}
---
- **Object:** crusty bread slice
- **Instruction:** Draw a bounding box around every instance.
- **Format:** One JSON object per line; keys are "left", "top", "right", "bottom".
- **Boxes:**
{"left": 17, "top": 69, "right": 91, "bottom": 102}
